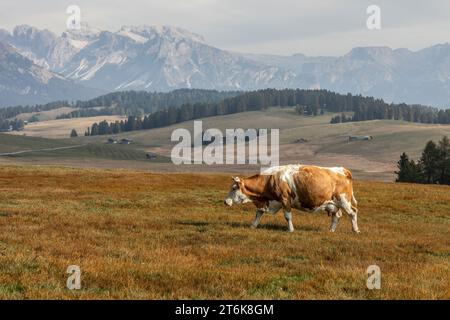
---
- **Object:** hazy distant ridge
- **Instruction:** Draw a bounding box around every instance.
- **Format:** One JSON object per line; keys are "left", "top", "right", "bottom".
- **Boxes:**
{"left": 1, "top": 24, "right": 450, "bottom": 108}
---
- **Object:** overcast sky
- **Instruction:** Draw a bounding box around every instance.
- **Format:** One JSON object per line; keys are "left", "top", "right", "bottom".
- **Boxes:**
{"left": 1, "top": 0, "right": 449, "bottom": 56}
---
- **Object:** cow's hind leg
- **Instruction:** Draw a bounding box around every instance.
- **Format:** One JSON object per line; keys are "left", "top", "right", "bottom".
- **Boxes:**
{"left": 251, "top": 209, "right": 264, "bottom": 229}
{"left": 337, "top": 194, "right": 360, "bottom": 233}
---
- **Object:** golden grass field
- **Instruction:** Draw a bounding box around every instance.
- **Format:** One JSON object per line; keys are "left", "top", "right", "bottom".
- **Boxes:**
{"left": 0, "top": 165, "right": 448, "bottom": 299}
{"left": 13, "top": 107, "right": 76, "bottom": 122}
{"left": 9, "top": 115, "right": 126, "bottom": 139}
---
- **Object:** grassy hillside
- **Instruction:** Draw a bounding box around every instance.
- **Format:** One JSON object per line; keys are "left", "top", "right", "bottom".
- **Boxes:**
{"left": 80, "top": 108, "right": 338, "bottom": 146}
{"left": 77, "top": 108, "right": 450, "bottom": 160}
{"left": 0, "top": 166, "right": 448, "bottom": 299}
{"left": 0, "top": 133, "right": 168, "bottom": 162}
{"left": 0, "top": 133, "right": 72, "bottom": 153}
{"left": 82, "top": 108, "right": 450, "bottom": 178}
{"left": 3, "top": 107, "right": 450, "bottom": 180}
{"left": 7, "top": 144, "right": 151, "bottom": 161}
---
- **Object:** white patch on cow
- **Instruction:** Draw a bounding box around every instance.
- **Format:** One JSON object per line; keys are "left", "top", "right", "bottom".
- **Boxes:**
{"left": 225, "top": 182, "right": 252, "bottom": 206}
{"left": 338, "top": 194, "right": 353, "bottom": 213}
{"left": 236, "top": 189, "right": 252, "bottom": 204}
{"left": 322, "top": 166, "right": 347, "bottom": 176}
{"left": 262, "top": 164, "right": 300, "bottom": 194}
{"left": 261, "top": 164, "right": 299, "bottom": 175}
{"left": 301, "top": 165, "right": 347, "bottom": 176}
{"left": 284, "top": 210, "right": 294, "bottom": 232}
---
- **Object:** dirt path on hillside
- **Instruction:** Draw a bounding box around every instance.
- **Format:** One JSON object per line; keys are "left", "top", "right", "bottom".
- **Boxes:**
{"left": 0, "top": 144, "right": 86, "bottom": 156}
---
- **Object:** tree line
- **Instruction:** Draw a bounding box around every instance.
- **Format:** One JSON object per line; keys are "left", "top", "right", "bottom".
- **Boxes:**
{"left": 59, "top": 89, "right": 241, "bottom": 118}
{"left": 0, "top": 118, "right": 25, "bottom": 132}
{"left": 331, "top": 102, "right": 450, "bottom": 124}
{"left": 2, "top": 88, "right": 450, "bottom": 135}
{"left": 0, "top": 101, "right": 70, "bottom": 123}
{"left": 396, "top": 136, "right": 450, "bottom": 185}
{"left": 0, "top": 89, "right": 241, "bottom": 131}
{"left": 85, "top": 89, "right": 368, "bottom": 135}
{"left": 85, "top": 88, "right": 450, "bottom": 136}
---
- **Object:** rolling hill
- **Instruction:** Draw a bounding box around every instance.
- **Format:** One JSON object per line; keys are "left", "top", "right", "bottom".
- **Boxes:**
{"left": 3, "top": 107, "right": 450, "bottom": 181}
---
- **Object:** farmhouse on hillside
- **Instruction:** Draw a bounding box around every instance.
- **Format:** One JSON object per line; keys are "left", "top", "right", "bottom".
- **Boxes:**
{"left": 348, "top": 135, "right": 373, "bottom": 142}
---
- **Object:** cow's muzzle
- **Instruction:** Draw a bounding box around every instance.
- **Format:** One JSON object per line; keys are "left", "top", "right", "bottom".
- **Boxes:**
{"left": 224, "top": 199, "right": 233, "bottom": 206}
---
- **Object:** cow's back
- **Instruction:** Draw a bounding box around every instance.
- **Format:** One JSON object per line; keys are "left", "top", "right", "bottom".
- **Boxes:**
{"left": 293, "top": 166, "right": 353, "bottom": 210}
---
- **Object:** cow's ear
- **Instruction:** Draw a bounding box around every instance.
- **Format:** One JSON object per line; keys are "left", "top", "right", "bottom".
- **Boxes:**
{"left": 233, "top": 176, "right": 241, "bottom": 183}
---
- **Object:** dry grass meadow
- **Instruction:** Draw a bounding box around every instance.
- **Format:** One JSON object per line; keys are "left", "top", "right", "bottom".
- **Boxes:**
{"left": 0, "top": 165, "right": 448, "bottom": 299}
{"left": 9, "top": 115, "right": 126, "bottom": 139}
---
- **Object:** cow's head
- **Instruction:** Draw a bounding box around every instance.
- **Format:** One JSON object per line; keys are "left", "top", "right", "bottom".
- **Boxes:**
{"left": 224, "top": 177, "right": 251, "bottom": 206}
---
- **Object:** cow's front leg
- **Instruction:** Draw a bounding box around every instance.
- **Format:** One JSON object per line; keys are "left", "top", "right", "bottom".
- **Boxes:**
{"left": 284, "top": 210, "right": 294, "bottom": 232}
{"left": 251, "top": 209, "right": 264, "bottom": 229}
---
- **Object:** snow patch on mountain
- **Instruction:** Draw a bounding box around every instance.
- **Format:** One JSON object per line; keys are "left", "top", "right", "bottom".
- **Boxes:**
{"left": 117, "top": 29, "right": 148, "bottom": 43}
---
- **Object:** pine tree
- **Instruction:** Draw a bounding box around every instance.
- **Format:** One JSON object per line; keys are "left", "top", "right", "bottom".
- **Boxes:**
{"left": 437, "top": 136, "right": 450, "bottom": 184}
{"left": 70, "top": 129, "right": 78, "bottom": 138}
{"left": 90, "top": 123, "right": 99, "bottom": 136}
{"left": 419, "top": 141, "right": 440, "bottom": 183}
{"left": 395, "top": 153, "right": 422, "bottom": 183}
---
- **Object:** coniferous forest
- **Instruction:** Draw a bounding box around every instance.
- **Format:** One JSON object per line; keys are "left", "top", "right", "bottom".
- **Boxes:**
{"left": 0, "top": 89, "right": 240, "bottom": 130}
{"left": 1, "top": 88, "right": 450, "bottom": 135}
{"left": 84, "top": 88, "right": 450, "bottom": 136}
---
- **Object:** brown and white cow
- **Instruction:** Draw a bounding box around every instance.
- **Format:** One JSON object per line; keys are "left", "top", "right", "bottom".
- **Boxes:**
{"left": 224, "top": 165, "right": 360, "bottom": 233}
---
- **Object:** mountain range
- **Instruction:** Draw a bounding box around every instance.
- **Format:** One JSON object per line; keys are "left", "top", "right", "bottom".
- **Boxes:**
{"left": 0, "top": 41, "right": 100, "bottom": 107}
{"left": 0, "top": 24, "right": 449, "bottom": 108}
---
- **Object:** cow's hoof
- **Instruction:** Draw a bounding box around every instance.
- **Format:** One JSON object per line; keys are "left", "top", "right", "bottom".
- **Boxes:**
{"left": 288, "top": 228, "right": 294, "bottom": 233}
{"left": 250, "top": 225, "right": 257, "bottom": 229}
{"left": 353, "top": 230, "right": 361, "bottom": 234}
{"left": 329, "top": 229, "right": 336, "bottom": 233}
